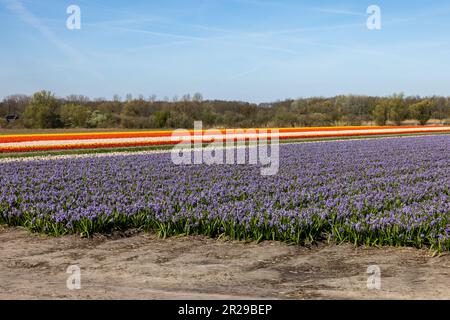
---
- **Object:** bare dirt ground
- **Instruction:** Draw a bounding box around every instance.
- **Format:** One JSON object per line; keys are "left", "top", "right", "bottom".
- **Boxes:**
{"left": 0, "top": 225, "right": 449, "bottom": 300}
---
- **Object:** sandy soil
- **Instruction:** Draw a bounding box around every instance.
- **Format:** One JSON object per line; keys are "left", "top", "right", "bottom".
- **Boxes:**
{"left": 0, "top": 225, "right": 449, "bottom": 300}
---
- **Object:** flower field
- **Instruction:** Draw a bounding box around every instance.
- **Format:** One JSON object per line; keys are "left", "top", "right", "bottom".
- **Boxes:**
{"left": 1, "top": 125, "right": 449, "bottom": 153}
{"left": 0, "top": 135, "right": 449, "bottom": 252}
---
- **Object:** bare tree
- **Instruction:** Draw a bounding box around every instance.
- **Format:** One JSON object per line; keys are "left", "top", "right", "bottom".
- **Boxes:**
{"left": 182, "top": 94, "right": 191, "bottom": 102}
{"left": 193, "top": 92, "right": 203, "bottom": 102}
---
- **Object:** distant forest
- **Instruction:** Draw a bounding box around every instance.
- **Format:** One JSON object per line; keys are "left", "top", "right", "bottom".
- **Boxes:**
{"left": 1, "top": 91, "right": 450, "bottom": 129}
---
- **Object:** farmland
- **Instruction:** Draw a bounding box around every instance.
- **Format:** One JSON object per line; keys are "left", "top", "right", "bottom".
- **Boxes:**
{"left": 1, "top": 134, "right": 449, "bottom": 252}
{"left": 0, "top": 125, "right": 449, "bottom": 154}
{"left": 3, "top": 0, "right": 450, "bottom": 303}
{"left": 0, "top": 129, "right": 449, "bottom": 300}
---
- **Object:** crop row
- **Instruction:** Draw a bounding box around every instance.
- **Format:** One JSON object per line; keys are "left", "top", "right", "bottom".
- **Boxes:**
{"left": 0, "top": 135, "right": 449, "bottom": 251}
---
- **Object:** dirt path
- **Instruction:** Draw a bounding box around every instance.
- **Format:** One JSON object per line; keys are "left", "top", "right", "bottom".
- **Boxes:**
{"left": 0, "top": 225, "right": 449, "bottom": 300}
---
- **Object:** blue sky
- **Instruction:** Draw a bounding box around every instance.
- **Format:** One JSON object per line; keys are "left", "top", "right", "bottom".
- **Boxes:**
{"left": 1, "top": 0, "right": 450, "bottom": 102}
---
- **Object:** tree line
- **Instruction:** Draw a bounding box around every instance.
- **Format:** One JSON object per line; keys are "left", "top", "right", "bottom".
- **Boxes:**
{"left": 1, "top": 91, "right": 449, "bottom": 129}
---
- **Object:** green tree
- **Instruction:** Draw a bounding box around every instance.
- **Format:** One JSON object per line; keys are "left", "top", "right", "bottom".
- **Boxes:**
{"left": 373, "top": 101, "right": 389, "bottom": 126}
{"left": 23, "top": 91, "right": 61, "bottom": 128}
{"left": 87, "top": 110, "right": 109, "bottom": 128}
{"left": 60, "top": 104, "right": 91, "bottom": 128}
{"left": 200, "top": 104, "right": 217, "bottom": 127}
{"left": 409, "top": 100, "right": 433, "bottom": 125}
{"left": 166, "top": 111, "right": 192, "bottom": 128}
{"left": 154, "top": 111, "right": 169, "bottom": 128}
{"left": 388, "top": 93, "right": 407, "bottom": 125}
{"left": 275, "top": 107, "right": 297, "bottom": 127}
{"left": 120, "top": 99, "right": 153, "bottom": 128}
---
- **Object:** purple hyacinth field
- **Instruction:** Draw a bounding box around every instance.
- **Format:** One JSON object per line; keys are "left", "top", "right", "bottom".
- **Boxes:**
{"left": 0, "top": 135, "right": 449, "bottom": 252}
